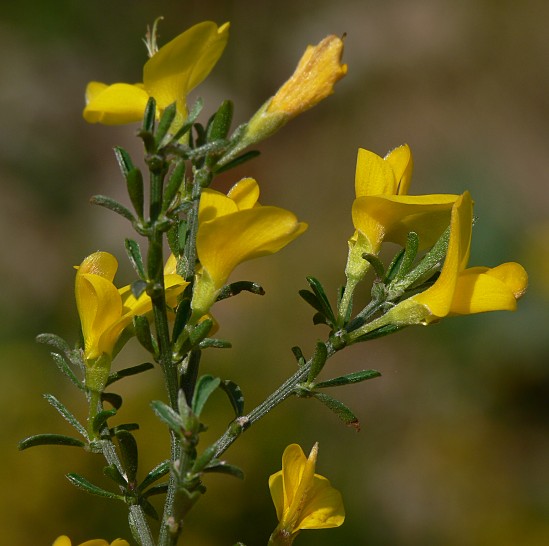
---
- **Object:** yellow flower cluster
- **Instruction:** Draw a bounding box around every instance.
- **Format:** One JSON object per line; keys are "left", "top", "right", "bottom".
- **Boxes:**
{"left": 345, "top": 145, "right": 527, "bottom": 335}
{"left": 53, "top": 537, "right": 129, "bottom": 546}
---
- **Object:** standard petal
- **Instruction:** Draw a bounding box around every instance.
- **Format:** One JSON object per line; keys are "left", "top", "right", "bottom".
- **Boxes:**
{"left": 77, "top": 251, "right": 118, "bottom": 281}
{"left": 199, "top": 188, "right": 240, "bottom": 223}
{"left": 384, "top": 144, "right": 413, "bottom": 195}
{"left": 281, "top": 444, "right": 308, "bottom": 512}
{"left": 355, "top": 148, "right": 397, "bottom": 197}
{"left": 79, "top": 541, "right": 110, "bottom": 546}
{"left": 53, "top": 538, "right": 72, "bottom": 546}
{"left": 83, "top": 83, "right": 150, "bottom": 124}
{"left": 352, "top": 194, "right": 458, "bottom": 252}
{"left": 298, "top": 475, "right": 345, "bottom": 529}
{"left": 196, "top": 207, "right": 307, "bottom": 289}
{"left": 227, "top": 177, "right": 260, "bottom": 210}
{"left": 143, "top": 21, "right": 229, "bottom": 113}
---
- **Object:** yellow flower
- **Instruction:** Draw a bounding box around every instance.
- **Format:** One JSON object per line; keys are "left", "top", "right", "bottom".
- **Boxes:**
{"left": 53, "top": 537, "right": 129, "bottom": 546}
{"left": 268, "top": 443, "right": 344, "bottom": 545}
{"left": 348, "top": 145, "right": 458, "bottom": 271}
{"left": 83, "top": 21, "right": 229, "bottom": 125}
{"left": 191, "top": 178, "right": 307, "bottom": 317}
{"left": 75, "top": 251, "right": 187, "bottom": 361}
{"left": 230, "top": 35, "right": 346, "bottom": 155}
{"left": 349, "top": 192, "right": 528, "bottom": 338}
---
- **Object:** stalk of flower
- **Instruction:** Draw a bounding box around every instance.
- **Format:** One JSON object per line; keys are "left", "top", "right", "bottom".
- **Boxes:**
{"left": 220, "top": 35, "right": 346, "bottom": 165}
{"left": 53, "top": 537, "right": 129, "bottom": 546}
{"left": 83, "top": 21, "right": 229, "bottom": 127}
{"left": 347, "top": 192, "right": 528, "bottom": 342}
{"left": 190, "top": 177, "right": 307, "bottom": 319}
{"left": 268, "top": 443, "right": 345, "bottom": 546}
{"left": 339, "top": 145, "right": 459, "bottom": 321}
{"left": 75, "top": 251, "right": 187, "bottom": 434}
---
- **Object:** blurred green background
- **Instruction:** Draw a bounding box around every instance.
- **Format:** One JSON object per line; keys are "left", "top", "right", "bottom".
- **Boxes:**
{"left": 2, "top": 0, "right": 549, "bottom": 544}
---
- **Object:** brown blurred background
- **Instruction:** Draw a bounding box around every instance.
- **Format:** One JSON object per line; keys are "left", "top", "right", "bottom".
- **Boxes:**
{"left": 2, "top": 1, "right": 549, "bottom": 545}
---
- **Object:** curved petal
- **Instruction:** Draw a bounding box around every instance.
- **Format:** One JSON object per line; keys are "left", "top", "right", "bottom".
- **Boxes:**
{"left": 355, "top": 148, "right": 397, "bottom": 197}
{"left": 449, "top": 262, "right": 528, "bottom": 315}
{"left": 199, "top": 188, "right": 240, "bottom": 223}
{"left": 414, "top": 192, "right": 473, "bottom": 319}
{"left": 143, "top": 21, "right": 229, "bottom": 113}
{"left": 79, "top": 541, "right": 110, "bottom": 546}
{"left": 164, "top": 254, "right": 178, "bottom": 275}
{"left": 53, "top": 538, "right": 72, "bottom": 546}
{"left": 281, "top": 444, "right": 308, "bottom": 513}
{"left": 197, "top": 207, "right": 307, "bottom": 289}
{"left": 352, "top": 194, "right": 458, "bottom": 252}
{"left": 269, "top": 470, "right": 285, "bottom": 522}
{"left": 76, "top": 273, "right": 123, "bottom": 360}
{"left": 77, "top": 251, "right": 118, "bottom": 281}
{"left": 83, "top": 82, "right": 150, "bottom": 125}
{"left": 109, "top": 541, "right": 130, "bottom": 546}
{"left": 385, "top": 144, "right": 413, "bottom": 195}
{"left": 298, "top": 474, "right": 345, "bottom": 529}
{"left": 227, "top": 177, "right": 260, "bottom": 210}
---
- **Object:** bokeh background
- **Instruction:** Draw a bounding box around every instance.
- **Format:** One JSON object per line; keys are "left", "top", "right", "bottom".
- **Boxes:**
{"left": 2, "top": 1, "right": 549, "bottom": 545}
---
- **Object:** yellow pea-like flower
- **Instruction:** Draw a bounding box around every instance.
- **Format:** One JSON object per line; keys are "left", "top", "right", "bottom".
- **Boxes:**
{"left": 53, "top": 537, "right": 129, "bottom": 546}
{"left": 268, "top": 443, "right": 345, "bottom": 545}
{"left": 349, "top": 192, "right": 528, "bottom": 338}
{"left": 75, "top": 251, "right": 187, "bottom": 361}
{"left": 83, "top": 21, "right": 229, "bottom": 126}
{"left": 191, "top": 178, "right": 307, "bottom": 318}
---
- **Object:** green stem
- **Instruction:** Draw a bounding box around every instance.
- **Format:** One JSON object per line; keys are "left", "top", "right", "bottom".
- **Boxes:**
{"left": 214, "top": 342, "right": 339, "bottom": 459}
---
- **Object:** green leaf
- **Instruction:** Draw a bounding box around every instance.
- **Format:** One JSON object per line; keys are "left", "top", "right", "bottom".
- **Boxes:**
{"left": 139, "top": 497, "right": 160, "bottom": 520}
{"left": 138, "top": 460, "right": 170, "bottom": 493}
{"left": 142, "top": 482, "right": 169, "bottom": 498}
{"left": 385, "top": 247, "right": 406, "bottom": 282}
{"left": 163, "top": 160, "right": 186, "bottom": 211}
{"left": 90, "top": 195, "right": 135, "bottom": 223}
{"left": 106, "top": 362, "right": 154, "bottom": 387}
{"left": 126, "top": 168, "right": 145, "bottom": 219}
{"left": 101, "top": 392, "right": 123, "bottom": 410}
{"left": 104, "top": 464, "right": 128, "bottom": 488}
{"left": 115, "top": 429, "right": 138, "bottom": 483}
{"left": 315, "top": 369, "right": 381, "bottom": 388}
{"left": 207, "top": 100, "right": 234, "bottom": 142}
{"left": 217, "top": 281, "right": 265, "bottom": 301}
{"left": 125, "top": 238, "right": 146, "bottom": 280}
{"left": 172, "top": 297, "right": 192, "bottom": 344}
{"left": 291, "top": 346, "right": 306, "bottom": 367}
{"left": 110, "top": 423, "right": 139, "bottom": 434}
{"left": 155, "top": 102, "right": 177, "bottom": 147}
{"left": 133, "top": 316, "right": 157, "bottom": 355}
{"left": 305, "top": 276, "right": 336, "bottom": 324}
{"left": 50, "top": 352, "right": 84, "bottom": 390}
{"left": 44, "top": 394, "right": 87, "bottom": 439}
{"left": 170, "top": 97, "right": 204, "bottom": 142}
{"left": 113, "top": 146, "right": 134, "bottom": 178}
{"left": 66, "top": 472, "right": 125, "bottom": 500}
{"left": 361, "top": 253, "right": 386, "bottom": 279}
{"left": 36, "top": 333, "right": 71, "bottom": 353}
{"left": 204, "top": 460, "right": 244, "bottom": 480}
{"left": 392, "top": 231, "right": 419, "bottom": 281}
{"left": 199, "top": 337, "right": 231, "bottom": 349}
{"left": 189, "top": 319, "right": 213, "bottom": 347}
{"left": 142, "top": 97, "right": 156, "bottom": 135}
{"left": 150, "top": 400, "right": 183, "bottom": 435}
{"left": 220, "top": 380, "right": 244, "bottom": 417}
{"left": 348, "top": 324, "right": 403, "bottom": 343}
{"left": 214, "top": 150, "right": 260, "bottom": 174}
{"left": 92, "top": 409, "right": 117, "bottom": 435}
{"left": 307, "top": 341, "right": 328, "bottom": 383}
{"left": 19, "top": 434, "right": 86, "bottom": 450}
{"left": 313, "top": 393, "right": 360, "bottom": 431}
{"left": 192, "top": 375, "right": 221, "bottom": 417}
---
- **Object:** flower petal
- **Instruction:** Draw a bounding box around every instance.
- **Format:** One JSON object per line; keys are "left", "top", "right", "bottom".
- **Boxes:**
{"left": 227, "top": 177, "right": 260, "bottom": 210}
{"left": 384, "top": 144, "right": 413, "bottom": 195}
{"left": 298, "top": 475, "right": 345, "bottom": 529}
{"left": 143, "top": 21, "right": 229, "bottom": 114}
{"left": 355, "top": 148, "right": 397, "bottom": 197}
{"left": 53, "top": 538, "right": 72, "bottom": 546}
{"left": 197, "top": 206, "right": 307, "bottom": 290}
{"left": 83, "top": 82, "right": 150, "bottom": 124}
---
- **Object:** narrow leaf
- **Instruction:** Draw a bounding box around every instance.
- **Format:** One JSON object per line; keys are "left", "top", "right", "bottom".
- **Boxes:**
{"left": 139, "top": 497, "right": 159, "bottom": 520}
{"left": 93, "top": 409, "right": 117, "bottom": 435}
{"left": 313, "top": 393, "right": 360, "bottom": 431}
{"left": 90, "top": 195, "right": 135, "bottom": 223}
{"left": 19, "top": 434, "right": 85, "bottom": 450}
{"left": 155, "top": 102, "right": 177, "bottom": 147}
{"left": 220, "top": 380, "right": 244, "bottom": 417}
{"left": 104, "top": 464, "right": 128, "bottom": 488}
{"left": 138, "top": 460, "right": 170, "bottom": 493}
{"left": 163, "top": 160, "right": 186, "bottom": 210}
{"left": 204, "top": 460, "right": 245, "bottom": 480}
{"left": 125, "top": 238, "right": 146, "bottom": 279}
{"left": 142, "top": 482, "right": 169, "bottom": 498}
{"left": 172, "top": 297, "right": 192, "bottom": 344}
{"left": 307, "top": 341, "right": 328, "bottom": 383}
{"left": 214, "top": 150, "right": 260, "bottom": 174}
{"left": 50, "top": 352, "right": 83, "bottom": 390}
{"left": 142, "top": 97, "right": 156, "bottom": 135}
{"left": 44, "top": 394, "right": 87, "bottom": 439}
{"left": 315, "top": 369, "right": 381, "bottom": 389}
{"left": 133, "top": 316, "right": 157, "bottom": 355}
{"left": 170, "top": 97, "right": 204, "bottom": 142}
{"left": 150, "top": 400, "right": 183, "bottom": 435}
{"left": 217, "top": 281, "right": 265, "bottom": 301}
{"left": 198, "top": 338, "right": 231, "bottom": 349}
{"left": 106, "top": 362, "right": 154, "bottom": 387}
{"left": 102, "top": 392, "right": 123, "bottom": 410}
{"left": 113, "top": 146, "right": 134, "bottom": 178}
{"left": 192, "top": 375, "right": 221, "bottom": 417}
{"left": 306, "top": 276, "right": 336, "bottom": 324}
{"left": 66, "top": 472, "right": 124, "bottom": 500}
{"left": 115, "top": 429, "right": 138, "bottom": 483}
{"left": 126, "top": 168, "right": 144, "bottom": 218}
{"left": 291, "top": 346, "right": 306, "bottom": 367}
